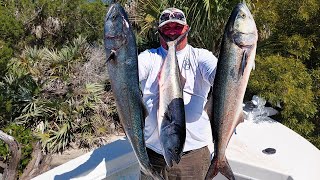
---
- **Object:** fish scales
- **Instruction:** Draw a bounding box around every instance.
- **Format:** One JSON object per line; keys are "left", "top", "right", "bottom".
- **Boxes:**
{"left": 158, "top": 38, "right": 186, "bottom": 167}
{"left": 206, "top": 3, "right": 258, "bottom": 180}
{"left": 104, "top": 3, "right": 163, "bottom": 179}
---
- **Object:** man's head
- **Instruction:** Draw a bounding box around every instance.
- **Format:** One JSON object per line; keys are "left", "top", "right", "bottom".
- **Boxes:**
{"left": 158, "top": 8, "right": 189, "bottom": 49}
{"left": 159, "top": 8, "right": 187, "bottom": 28}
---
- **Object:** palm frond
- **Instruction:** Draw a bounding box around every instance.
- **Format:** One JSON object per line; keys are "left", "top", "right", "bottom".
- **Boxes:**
{"left": 24, "top": 46, "right": 44, "bottom": 62}
{"left": 42, "top": 120, "right": 75, "bottom": 153}
{"left": 135, "top": 0, "right": 167, "bottom": 35}
{"left": 42, "top": 48, "right": 60, "bottom": 63}
{"left": 15, "top": 98, "right": 53, "bottom": 124}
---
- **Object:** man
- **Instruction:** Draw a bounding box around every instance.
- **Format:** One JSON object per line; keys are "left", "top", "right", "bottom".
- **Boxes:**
{"left": 138, "top": 7, "right": 218, "bottom": 179}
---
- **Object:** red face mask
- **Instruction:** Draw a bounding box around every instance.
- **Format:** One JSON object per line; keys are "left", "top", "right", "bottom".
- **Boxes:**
{"left": 159, "top": 22, "right": 189, "bottom": 40}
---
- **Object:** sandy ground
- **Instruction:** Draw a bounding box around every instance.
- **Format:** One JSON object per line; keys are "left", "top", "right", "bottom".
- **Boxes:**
{"left": 49, "top": 134, "right": 125, "bottom": 169}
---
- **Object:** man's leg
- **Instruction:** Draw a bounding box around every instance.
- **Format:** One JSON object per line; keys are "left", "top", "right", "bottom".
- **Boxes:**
{"left": 141, "top": 146, "right": 210, "bottom": 180}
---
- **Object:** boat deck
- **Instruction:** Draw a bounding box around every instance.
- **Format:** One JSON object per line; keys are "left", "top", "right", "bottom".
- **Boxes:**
{"left": 33, "top": 115, "right": 320, "bottom": 180}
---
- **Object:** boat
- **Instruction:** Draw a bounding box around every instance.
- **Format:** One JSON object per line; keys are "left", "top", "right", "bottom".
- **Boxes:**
{"left": 32, "top": 98, "right": 320, "bottom": 180}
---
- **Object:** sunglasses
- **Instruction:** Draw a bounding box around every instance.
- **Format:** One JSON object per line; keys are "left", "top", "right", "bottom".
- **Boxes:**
{"left": 160, "top": 12, "right": 186, "bottom": 23}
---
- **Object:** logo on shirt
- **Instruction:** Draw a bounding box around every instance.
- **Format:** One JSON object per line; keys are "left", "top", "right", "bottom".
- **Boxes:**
{"left": 182, "top": 59, "right": 191, "bottom": 70}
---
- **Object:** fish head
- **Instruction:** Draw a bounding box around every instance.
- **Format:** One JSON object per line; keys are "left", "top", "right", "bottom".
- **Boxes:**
{"left": 104, "top": 3, "right": 130, "bottom": 53}
{"left": 233, "top": 4, "right": 257, "bottom": 35}
{"left": 161, "top": 124, "right": 185, "bottom": 167}
{"left": 227, "top": 3, "right": 258, "bottom": 48}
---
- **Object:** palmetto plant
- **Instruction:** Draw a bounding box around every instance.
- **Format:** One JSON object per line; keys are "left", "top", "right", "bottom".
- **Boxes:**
{"left": 2, "top": 35, "right": 114, "bottom": 155}
{"left": 0, "top": 1, "right": 114, "bottom": 178}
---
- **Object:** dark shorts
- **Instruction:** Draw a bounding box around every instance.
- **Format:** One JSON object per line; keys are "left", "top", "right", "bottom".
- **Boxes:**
{"left": 140, "top": 146, "right": 211, "bottom": 180}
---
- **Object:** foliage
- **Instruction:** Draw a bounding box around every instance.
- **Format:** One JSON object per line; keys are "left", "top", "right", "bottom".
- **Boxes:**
{"left": 309, "top": 68, "right": 320, "bottom": 147}
{"left": 0, "top": 0, "right": 118, "bottom": 176}
{"left": 175, "top": 0, "right": 240, "bottom": 54}
{"left": 134, "top": 0, "right": 247, "bottom": 54}
{"left": 0, "top": 124, "right": 35, "bottom": 175}
{"left": 1, "top": 0, "right": 108, "bottom": 48}
{"left": 4, "top": 36, "right": 116, "bottom": 153}
{"left": 252, "top": 0, "right": 320, "bottom": 68}
{"left": 0, "top": 41, "right": 13, "bottom": 76}
{"left": 248, "top": 55, "right": 316, "bottom": 136}
{"left": 0, "top": 6, "right": 24, "bottom": 45}
{"left": 0, "top": 6, "right": 24, "bottom": 76}
{"left": 248, "top": 0, "right": 320, "bottom": 148}
{"left": 0, "top": 74, "right": 38, "bottom": 126}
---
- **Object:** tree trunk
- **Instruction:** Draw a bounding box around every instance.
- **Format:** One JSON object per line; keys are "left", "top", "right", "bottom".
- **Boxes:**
{"left": 0, "top": 130, "right": 21, "bottom": 180}
{"left": 20, "top": 141, "right": 52, "bottom": 180}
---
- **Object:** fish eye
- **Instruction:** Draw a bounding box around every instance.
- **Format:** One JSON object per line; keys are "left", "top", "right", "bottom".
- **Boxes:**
{"left": 239, "top": 12, "right": 246, "bottom": 19}
{"left": 111, "top": 12, "right": 118, "bottom": 20}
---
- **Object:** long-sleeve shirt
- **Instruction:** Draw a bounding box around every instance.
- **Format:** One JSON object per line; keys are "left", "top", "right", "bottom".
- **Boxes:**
{"left": 138, "top": 44, "right": 218, "bottom": 154}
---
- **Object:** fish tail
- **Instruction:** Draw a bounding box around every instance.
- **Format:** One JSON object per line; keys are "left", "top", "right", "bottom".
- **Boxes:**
{"left": 205, "top": 156, "right": 235, "bottom": 180}
{"left": 142, "top": 167, "right": 165, "bottom": 180}
{"left": 150, "top": 170, "right": 165, "bottom": 180}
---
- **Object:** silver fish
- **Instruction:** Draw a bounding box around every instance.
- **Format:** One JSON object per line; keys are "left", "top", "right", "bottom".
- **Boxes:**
{"left": 104, "top": 3, "right": 163, "bottom": 179}
{"left": 205, "top": 3, "right": 258, "bottom": 180}
{"left": 157, "top": 31, "right": 188, "bottom": 167}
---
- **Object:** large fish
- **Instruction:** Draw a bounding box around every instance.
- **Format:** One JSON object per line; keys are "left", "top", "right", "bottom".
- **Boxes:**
{"left": 205, "top": 3, "right": 258, "bottom": 180}
{"left": 157, "top": 31, "right": 188, "bottom": 167}
{"left": 104, "top": 3, "right": 163, "bottom": 179}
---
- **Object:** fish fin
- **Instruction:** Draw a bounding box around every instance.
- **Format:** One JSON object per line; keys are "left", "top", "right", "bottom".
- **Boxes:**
{"left": 204, "top": 94, "right": 213, "bottom": 120}
{"left": 252, "top": 61, "right": 255, "bottom": 70}
{"left": 205, "top": 156, "right": 235, "bottom": 180}
{"left": 240, "top": 50, "right": 247, "bottom": 76}
{"left": 179, "top": 73, "right": 186, "bottom": 88}
{"left": 204, "top": 87, "right": 213, "bottom": 117}
{"left": 220, "top": 159, "right": 235, "bottom": 180}
{"left": 233, "top": 112, "right": 245, "bottom": 135}
{"left": 141, "top": 103, "right": 148, "bottom": 128}
{"left": 142, "top": 104, "right": 148, "bottom": 120}
{"left": 238, "top": 111, "right": 245, "bottom": 124}
{"left": 106, "top": 50, "right": 116, "bottom": 62}
{"left": 205, "top": 92, "right": 217, "bottom": 143}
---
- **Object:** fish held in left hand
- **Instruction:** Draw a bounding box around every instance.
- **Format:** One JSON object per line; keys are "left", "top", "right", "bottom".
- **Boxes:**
{"left": 104, "top": 3, "right": 163, "bottom": 180}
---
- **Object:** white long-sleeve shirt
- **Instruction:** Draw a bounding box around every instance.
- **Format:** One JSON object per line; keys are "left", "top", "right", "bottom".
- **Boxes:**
{"left": 138, "top": 44, "right": 218, "bottom": 154}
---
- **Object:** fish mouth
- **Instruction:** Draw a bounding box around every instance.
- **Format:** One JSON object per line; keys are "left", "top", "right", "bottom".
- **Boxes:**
{"left": 164, "top": 148, "right": 181, "bottom": 167}
{"left": 105, "top": 4, "right": 116, "bottom": 19}
{"left": 170, "top": 147, "right": 182, "bottom": 162}
{"left": 165, "top": 153, "right": 174, "bottom": 167}
{"left": 161, "top": 125, "right": 184, "bottom": 167}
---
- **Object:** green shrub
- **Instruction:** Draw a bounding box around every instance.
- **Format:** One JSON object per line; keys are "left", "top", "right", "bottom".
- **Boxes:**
{"left": 0, "top": 124, "right": 35, "bottom": 175}
{"left": 248, "top": 55, "right": 317, "bottom": 138}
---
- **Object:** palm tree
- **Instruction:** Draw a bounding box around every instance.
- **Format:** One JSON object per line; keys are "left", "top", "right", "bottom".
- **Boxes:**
{"left": 133, "top": 0, "right": 245, "bottom": 55}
